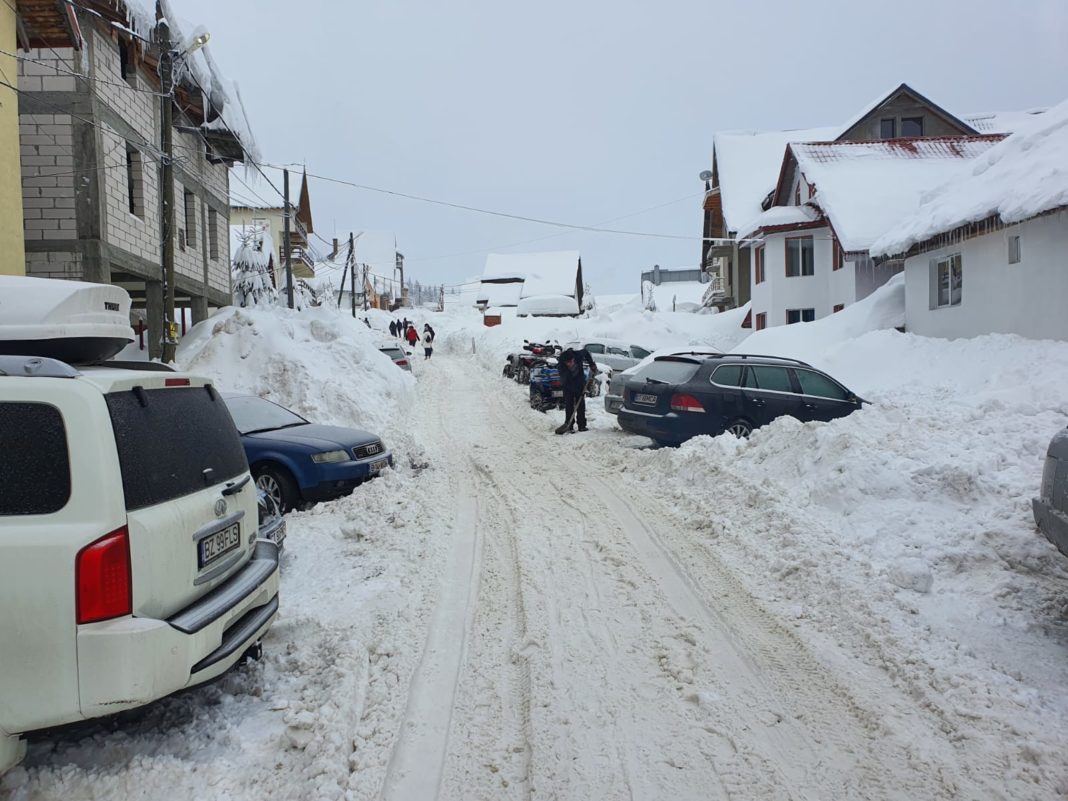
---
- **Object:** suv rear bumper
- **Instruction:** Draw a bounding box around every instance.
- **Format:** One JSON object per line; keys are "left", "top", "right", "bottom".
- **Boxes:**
{"left": 1033, "top": 497, "right": 1068, "bottom": 559}
{"left": 75, "top": 539, "right": 280, "bottom": 719}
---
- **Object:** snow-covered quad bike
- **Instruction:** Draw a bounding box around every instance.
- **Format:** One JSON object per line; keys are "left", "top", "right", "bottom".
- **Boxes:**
{"left": 510, "top": 340, "right": 559, "bottom": 385}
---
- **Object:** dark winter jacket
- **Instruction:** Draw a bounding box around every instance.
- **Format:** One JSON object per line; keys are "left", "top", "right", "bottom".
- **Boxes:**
{"left": 423, "top": 324, "right": 436, "bottom": 342}
{"left": 557, "top": 348, "right": 595, "bottom": 392}
{"left": 389, "top": 321, "right": 397, "bottom": 337}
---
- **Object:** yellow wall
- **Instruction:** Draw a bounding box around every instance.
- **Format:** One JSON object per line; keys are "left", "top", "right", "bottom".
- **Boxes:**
{"left": 0, "top": 6, "right": 25, "bottom": 275}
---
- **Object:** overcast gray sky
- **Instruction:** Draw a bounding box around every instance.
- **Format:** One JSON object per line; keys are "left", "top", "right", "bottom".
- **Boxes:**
{"left": 180, "top": 0, "right": 1067, "bottom": 295}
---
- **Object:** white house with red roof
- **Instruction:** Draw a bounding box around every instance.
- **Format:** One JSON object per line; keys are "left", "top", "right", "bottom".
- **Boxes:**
{"left": 703, "top": 83, "right": 1043, "bottom": 330}
{"left": 872, "top": 97, "right": 1068, "bottom": 341}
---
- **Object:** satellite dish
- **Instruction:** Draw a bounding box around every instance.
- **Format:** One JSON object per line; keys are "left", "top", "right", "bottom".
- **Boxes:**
{"left": 699, "top": 170, "right": 713, "bottom": 182}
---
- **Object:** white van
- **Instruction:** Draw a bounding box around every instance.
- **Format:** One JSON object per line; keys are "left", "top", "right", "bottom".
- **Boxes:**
{"left": 0, "top": 278, "right": 279, "bottom": 773}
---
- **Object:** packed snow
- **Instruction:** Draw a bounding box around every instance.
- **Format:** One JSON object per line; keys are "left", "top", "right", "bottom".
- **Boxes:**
{"left": 6, "top": 285, "right": 1068, "bottom": 800}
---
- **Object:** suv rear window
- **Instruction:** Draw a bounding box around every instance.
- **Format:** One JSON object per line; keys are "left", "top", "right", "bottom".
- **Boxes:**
{"left": 640, "top": 359, "right": 701, "bottom": 384}
{"left": 0, "top": 402, "right": 71, "bottom": 516}
{"left": 106, "top": 387, "right": 248, "bottom": 511}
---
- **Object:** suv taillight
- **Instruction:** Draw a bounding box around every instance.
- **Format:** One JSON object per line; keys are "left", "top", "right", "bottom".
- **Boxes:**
{"left": 76, "top": 527, "right": 132, "bottom": 624}
{"left": 670, "top": 393, "right": 705, "bottom": 413}
{"left": 397, "top": 360, "right": 408, "bottom": 366}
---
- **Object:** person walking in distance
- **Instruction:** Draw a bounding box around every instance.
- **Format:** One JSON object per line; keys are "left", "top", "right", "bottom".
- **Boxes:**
{"left": 405, "top": 323, "right": 419, "bottom": 349}
{"left": 389, "top": 319, "right": 397, "bottom": 338}
{"left": 422, "top": 326, "right": 434, "bottom": 360}
{"left": 555, "top": 346, "right": 596, "bottom": 434}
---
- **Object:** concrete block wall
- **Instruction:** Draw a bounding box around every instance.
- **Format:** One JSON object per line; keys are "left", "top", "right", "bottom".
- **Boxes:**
{"left": 25, "top": 249, "right": 83, "bottom": 280}
{"left": 19, "top": 114, "right": 76, "bottom": 245}
{"left": 16, "top": 47, "right": 78, "bottom": 92}
{"left": 102, "top": 123, "right": 160, "bottom": 263}
{"left": 91, "top": 30, "right": 154, "bottom": 143}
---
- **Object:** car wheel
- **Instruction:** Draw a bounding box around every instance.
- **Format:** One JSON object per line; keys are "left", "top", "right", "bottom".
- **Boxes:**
{"left": 254, "top": 464, "right": 299, "bottom": 513}
{"left": 727, "top": 419, "right": 753, "bottom": 439}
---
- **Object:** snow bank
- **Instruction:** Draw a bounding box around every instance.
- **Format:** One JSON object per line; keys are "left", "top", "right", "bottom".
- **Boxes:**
{"left": 438, "top": 301, "right": 750, "bottom": 374}
{"left": 177, "top": 306, "right": 415, "bottom": 441}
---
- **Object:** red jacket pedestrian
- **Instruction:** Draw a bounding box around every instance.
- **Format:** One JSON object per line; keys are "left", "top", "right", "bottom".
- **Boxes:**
{"left": 405, "top": 325, "right": 418, "bottom": 346}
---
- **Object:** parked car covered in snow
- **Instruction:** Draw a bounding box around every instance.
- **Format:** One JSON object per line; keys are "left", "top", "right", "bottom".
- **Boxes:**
{"left": 0, "top": 277, "right": 280, "bottom": 775}
{"left": 617, "top": 353, "right": 865, "bottom": 445}
{"left": 1034, "top": 427, "right": 1068, "bottom": 558}
{"left": 379, "top": 343, "right": 413, "bottom": 372}
{"left": 564, "top": 339, "right": 652, "bottom": 372}
{"left": 224, "top": 394, "right": 392, "bottom": 512}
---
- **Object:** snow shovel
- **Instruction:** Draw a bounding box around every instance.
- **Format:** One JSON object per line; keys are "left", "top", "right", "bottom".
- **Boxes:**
{"left": 555, "top": 394, "right": 579, "bottom": 435}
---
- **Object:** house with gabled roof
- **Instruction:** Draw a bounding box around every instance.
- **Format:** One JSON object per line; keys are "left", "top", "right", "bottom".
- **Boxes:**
{"left": 739, "top": 134, "right": 1003, "bottom": 330}
{"left": 476, "top": 251, "right": 584, "bottom": 318}
{"left": 699, "top": 83, "right": 1040, "bottom": 317}
{"left": 871, "top": 97, "right": 1068, "bottom": 341}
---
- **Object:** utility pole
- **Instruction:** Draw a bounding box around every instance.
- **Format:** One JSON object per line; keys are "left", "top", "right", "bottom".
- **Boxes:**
{"left": 363, "top": 264, "right": 370, "bottom": 311}
{"left": 283, "top": 169, "right": 293, "bottom": 309}
{"left": 158, "top": 17, "right": 177, "bottom": 363}
{"left": 349, "top": 233, "right": 356, "bottom": 318}
{"left": 395, "top": 250, "right": 405, "bottom": 308}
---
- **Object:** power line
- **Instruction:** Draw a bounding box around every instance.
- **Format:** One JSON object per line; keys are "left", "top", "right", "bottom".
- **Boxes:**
{"left": 0, "top": 46, "right": 169, "bottom": 97}
{"left": 260, "top": 163, "right": 706, "bottom": 242}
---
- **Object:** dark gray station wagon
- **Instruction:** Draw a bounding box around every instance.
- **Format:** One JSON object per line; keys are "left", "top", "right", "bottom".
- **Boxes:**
{"left": 617, "top": 354, "right": 865, "bottom": 445}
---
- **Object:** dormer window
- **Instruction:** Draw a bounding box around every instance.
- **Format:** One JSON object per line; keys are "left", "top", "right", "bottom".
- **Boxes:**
{"left": 880, "top": 118, "right": 896, "bottom": 138}
{"left": 901, "top": 116, "right": 924, "bottom": 136}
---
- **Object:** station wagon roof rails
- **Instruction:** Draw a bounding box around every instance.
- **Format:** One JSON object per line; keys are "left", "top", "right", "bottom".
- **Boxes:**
{"left": 724, "top": 353, "right": 812, "bottom": 367}
{"left": 0, "top": 355, "right": 80, "bottom": 378}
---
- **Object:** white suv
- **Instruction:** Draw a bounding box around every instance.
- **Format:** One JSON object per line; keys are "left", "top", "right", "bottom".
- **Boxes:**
{"left": 0, "top": 281, "right": 279, "bottom": 773}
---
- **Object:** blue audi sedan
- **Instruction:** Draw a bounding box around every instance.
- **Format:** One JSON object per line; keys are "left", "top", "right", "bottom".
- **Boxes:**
{"left": 223, "top": 394, "right": 393, "bottom": 512}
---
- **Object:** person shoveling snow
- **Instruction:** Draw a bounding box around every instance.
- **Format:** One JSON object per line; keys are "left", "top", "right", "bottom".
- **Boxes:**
{"left": 554, "top": 347, "right": 597, "bottom": 434}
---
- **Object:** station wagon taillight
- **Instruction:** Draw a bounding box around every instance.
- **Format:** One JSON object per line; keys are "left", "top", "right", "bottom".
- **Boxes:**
{"left": 397, "top": 360, "right": 408, "bottom": 367}
{"left": 670, "top": 393, "right": 705, "bottom": 413}
{"left": 76, "top": 527, "right": 132, "bottom": 624}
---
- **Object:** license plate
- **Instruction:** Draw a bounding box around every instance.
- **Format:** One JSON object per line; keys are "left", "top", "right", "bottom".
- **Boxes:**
{"left": 635, "top": 393, "right": 657, "bottom": 405}
{"left": 198, "top": 523, "right": 241, "bottom": 569}
{"left": 369, "top": 458, "right": 389, "bottom": 475}
{"left": 552, "top": 390, "right": 563, "bottom": 397}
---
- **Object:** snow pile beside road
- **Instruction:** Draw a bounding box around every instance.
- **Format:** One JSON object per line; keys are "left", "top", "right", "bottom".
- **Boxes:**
{"left": 437, "top": 302, "right": 751, "bottom": 373}
{"left": 573, "top": 283, "right": 1068, "bottom": 775}
{"left": 178, "top": 306, "right": 415, "bottom": 441}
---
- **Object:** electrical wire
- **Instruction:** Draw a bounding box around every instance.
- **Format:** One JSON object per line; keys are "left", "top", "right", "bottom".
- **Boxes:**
{"left": 260, "top": 162, "right": 720, "bottom": 242}
{"left": 0, "top": 46, "right": 169, "bottom": 97}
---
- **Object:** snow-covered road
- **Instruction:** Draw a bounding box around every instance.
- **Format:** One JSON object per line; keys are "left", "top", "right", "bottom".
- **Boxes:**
{"left": 6, "top": 348, "right": 1065, "bottom": 801}
{"left": 382, "top": 358, "right": 1017, "bottom": 800}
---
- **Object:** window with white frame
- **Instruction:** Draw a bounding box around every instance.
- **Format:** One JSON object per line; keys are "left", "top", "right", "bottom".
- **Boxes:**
{"left": 1008, "top": 235, "right": 1021, "bottom": 265}
{"left": 932, "top": 253, "right": 962, "bottom": 308}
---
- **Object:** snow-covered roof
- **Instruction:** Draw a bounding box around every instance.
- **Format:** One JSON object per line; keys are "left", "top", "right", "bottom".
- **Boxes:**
{"left": 872, "top": 98, "right": 1068, "bottom": 258}
{"left": 516, "top": 294, "right": 580, "bottom": 317}
{"left": 964, "top": 109, "right": 1047, "bottom": 135}
{"left": 793, "top": 136, "right": 1004, "bottom": 253}
{"left": 476, "top": 280, "right": 524, "bottom": 307}
{"left": 230, "top": 168, "right": 283, "bottom": 209}
{"left": 482, "top": 251, "right": 581, "bottom": 299}
{"left": 737, "top": 204, "right": 823, "bottom": 240}
{"left": 712, "top": 126, "right": 840, "bottom": 233}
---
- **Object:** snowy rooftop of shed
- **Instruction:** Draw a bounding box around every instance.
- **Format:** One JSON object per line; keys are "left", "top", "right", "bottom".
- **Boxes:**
{"left": 793, "top": 136, "right": 1003, "bottom": 253}
{"left": 872, "top": 98, "right": 1068, "bottom": 257}
{"left": 483, "top": 251, "right": 581, "bottom": 298}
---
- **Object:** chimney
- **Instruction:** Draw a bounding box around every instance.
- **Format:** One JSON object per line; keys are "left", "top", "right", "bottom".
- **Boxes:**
{"left": 331, "top": 238, "right": 339, "bottom": 258}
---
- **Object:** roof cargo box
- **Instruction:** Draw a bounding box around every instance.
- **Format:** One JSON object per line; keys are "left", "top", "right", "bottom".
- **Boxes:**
{"left": 0, "top": 276, "right": 134, "bottom": 364}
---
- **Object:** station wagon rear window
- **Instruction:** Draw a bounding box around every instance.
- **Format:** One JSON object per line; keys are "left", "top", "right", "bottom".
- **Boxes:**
{"left": 0, "top": 402, "right": 71, "bottom": 516}
{"left": 106, "top": 387, "right": 248, "bottom": 511}
{"left": 641, "top": 360, "right": 701, "bottom": 384}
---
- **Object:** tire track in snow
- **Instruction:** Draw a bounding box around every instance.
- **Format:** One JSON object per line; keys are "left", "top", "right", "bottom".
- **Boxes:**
{"left": 476, "top": 362, "right": 976, "bottom": 800}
